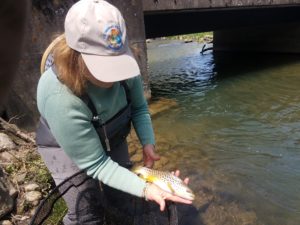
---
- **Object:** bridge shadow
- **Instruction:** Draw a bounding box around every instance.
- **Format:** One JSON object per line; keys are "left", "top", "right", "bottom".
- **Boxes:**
{"left": 212, "top": 51, "right": 300, "bottom": 80}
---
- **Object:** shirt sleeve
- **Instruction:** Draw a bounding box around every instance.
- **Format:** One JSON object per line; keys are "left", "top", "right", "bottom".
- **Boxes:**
{"left": 40, "top": 91, "right": 146, "bottom": 197}
{"left": 128, "top": 76, "right": 156, "bottom": 146}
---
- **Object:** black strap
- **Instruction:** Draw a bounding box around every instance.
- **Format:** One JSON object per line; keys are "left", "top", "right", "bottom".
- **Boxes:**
{"left": 120, "top": 81, "right": 130, "bottom": 104}
{"left": 81, "top": 81, "right": 131, "bottom": 127}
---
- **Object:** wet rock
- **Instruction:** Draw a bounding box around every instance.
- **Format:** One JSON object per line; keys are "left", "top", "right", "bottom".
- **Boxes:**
{"left": 156, "top": 141, "right": 171, "bottom": 152}
{"left": 25, "top": 191, "right": 42, "bottom": 203}
{"left": 24, "top": 183, "right": 40, "bottom": 192}
{"left": 148, "top": 98, "right": 178, "bottom": 118}
{"left": 201, "top": 201, "right": 258, "bottom": 225}
{"left": 153, "top": 156, "right": 169, "bottom": 169}
{"left": 0, "top": 168, "right": 14, "bottom": 219}
{"left": 0, "top": 133, "right": 16, "bottom": 150}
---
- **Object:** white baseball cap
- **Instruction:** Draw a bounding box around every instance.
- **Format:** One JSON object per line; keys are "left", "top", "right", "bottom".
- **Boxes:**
{"left": 64, "top": 0, "right": 140, "bottom": 82}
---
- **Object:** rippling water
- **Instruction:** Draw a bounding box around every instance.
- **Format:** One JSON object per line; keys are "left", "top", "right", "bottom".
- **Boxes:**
{"left": 147, "top": 40, "right": 300, "bottom": 225}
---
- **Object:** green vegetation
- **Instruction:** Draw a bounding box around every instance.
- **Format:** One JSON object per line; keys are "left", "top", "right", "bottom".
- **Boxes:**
{"left": 167, "top": 32, "right": 213, "bottom": 43}
{"left": 43, "top": 198, "right": 67, "bottom": 225}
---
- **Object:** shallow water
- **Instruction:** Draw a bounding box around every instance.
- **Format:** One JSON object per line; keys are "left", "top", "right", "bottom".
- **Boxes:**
{"left": 147, "top": 40, "right": 300, "bottom": 225}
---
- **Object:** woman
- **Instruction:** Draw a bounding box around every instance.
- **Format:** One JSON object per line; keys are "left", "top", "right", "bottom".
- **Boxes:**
{"left": 36, "top": 0, "right": 192, "bottom": 224}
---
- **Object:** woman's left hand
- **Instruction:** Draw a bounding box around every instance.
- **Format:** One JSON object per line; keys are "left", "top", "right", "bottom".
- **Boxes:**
{"left": 143, "top": 144, "right": 160, "bottom": 168}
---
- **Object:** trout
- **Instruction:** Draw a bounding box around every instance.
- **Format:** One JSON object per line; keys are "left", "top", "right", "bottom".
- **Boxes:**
{"left": 133, "top": 166, "right": 195, "bottom": 201}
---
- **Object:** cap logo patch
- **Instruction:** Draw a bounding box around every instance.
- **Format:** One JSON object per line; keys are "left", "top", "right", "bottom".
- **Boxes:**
{"left": 103, "top": 25, "right": 123, "bottom": 51}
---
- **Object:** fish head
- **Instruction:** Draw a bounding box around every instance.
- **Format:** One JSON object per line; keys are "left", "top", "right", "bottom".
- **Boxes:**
{"left": 178, "top": 186, "right": 195, "bottom": 201}
{"left": 132, "top": 166, "right": 149, "bottom": 179}
{"left": 132, "top": 166, "right": 158, "bottom": 183}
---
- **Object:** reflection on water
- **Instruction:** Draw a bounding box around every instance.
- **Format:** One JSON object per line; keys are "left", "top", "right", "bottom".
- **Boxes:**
{"left": 147, "top": 40, "right": 300, "bottom": 225}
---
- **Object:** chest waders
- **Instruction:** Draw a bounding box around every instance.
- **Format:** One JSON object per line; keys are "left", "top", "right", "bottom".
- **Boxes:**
{"left": 83, "top": 80, "right": 133, "bottom": 168}
{"left": 35, "top": 80, "right": 136, "bottom": 225}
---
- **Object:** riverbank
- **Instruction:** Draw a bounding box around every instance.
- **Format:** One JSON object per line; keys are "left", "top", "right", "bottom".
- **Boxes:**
{"left": 0, "top": 94, "right": 261, "bottom": 225}
{"left": 147, "top": 32, "right": 213, "bottom": 44}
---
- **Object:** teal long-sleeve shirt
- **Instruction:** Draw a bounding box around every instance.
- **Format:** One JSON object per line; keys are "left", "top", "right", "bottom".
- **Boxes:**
{"left": 37, "top": 67, "right": 155, "bottom": 197}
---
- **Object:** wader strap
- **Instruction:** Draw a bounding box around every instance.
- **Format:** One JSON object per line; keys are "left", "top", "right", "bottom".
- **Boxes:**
{"left": 120, "top": 81, "right": 130, "bottom": 104}
{"left": 81, "top": 81, "right": 131, "bottom": 127}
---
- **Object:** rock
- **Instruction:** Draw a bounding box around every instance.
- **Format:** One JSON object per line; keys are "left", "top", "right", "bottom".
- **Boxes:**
{"left": 0, "top": 133, "right": 16, "bottom": 150}
{"left": 201, "top": 201, "right": 258, "bottom": 225}
{"left": 25, "top": 191, "right": 42, "bottom": 203}
{"left": 153, "top": 156, "right": 169, "bottom": 170}
{"left": 15, "top": 173, "right": 26, "bottom": 184}
{"left": 148, "top": 98, "right": 178, "bottom": 118}
{"left": 0, "top": 168, "right": 14, "bottom": 219}
{"left": 0, "top": 220, "right": 13, "bottom": 225}
{"left": 130, "top": 152, "right": 143, "bottom": 163}
{"left": 0, "top": 151, "right": 17, "bottom": 163}
{"left": 24, "top": 183, "right": 40, "bottom": 192}
{"left": 8, "top": 188, "right": 18, "bottom": 199}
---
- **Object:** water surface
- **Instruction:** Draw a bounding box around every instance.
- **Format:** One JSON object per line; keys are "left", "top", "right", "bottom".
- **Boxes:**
{"left": 147, "top": 40, "right": 300, "bottom": 225}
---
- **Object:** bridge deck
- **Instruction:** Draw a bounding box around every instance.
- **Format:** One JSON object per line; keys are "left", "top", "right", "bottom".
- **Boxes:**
{"left": 143, "top": 0, "right": 300, "bottom": 13}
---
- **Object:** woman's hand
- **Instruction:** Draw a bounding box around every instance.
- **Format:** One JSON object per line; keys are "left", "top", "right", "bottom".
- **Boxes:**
{"left": 143, "top": 144, "right": 160, "bottom": 168}
{"left": 144, "top": 170, "right": 193, "bottom": 211}
{"left": 144, "top": 183, "right": 192, "bottom": 211}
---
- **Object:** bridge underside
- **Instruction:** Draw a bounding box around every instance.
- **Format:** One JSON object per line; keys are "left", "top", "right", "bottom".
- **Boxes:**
{"left": 144, "top": 6, "right": 300, "bottom": 38}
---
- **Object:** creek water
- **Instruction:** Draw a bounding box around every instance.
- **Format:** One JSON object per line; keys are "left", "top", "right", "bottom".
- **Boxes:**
{"left": 147, "top": 40, "right": 300, "bottom": 225}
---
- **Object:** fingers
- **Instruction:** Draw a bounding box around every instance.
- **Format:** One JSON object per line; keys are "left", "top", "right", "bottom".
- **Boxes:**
{"left": 146, "top": 183, "right": 192, "bottom": 211}
{"left": 184, "top": 177, "right": 189, "bottom": 185}
{"left": 144, "top": 159, "right": 154, "bottom": 168}
{"left": 171, "top": 170, "right": 180, "bottom": 176}
{"left": 143, "top": 145, "right": 160, "bottom": 167}
{"left": 159, "top": 197, "right": 166, "bottom": 211}
{"left": 148, "top": 149, "right": 160, "bottom": 160}
{"left": 171, "top": 170, "right": 189, "bottom": 185}
{"left": 165, "top": 193, "right": 193, "bottom": 205}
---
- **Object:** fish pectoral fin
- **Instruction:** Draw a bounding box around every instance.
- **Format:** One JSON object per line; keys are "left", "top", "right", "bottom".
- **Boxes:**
{"left": 147, "top": 175, "right": 158, "bottom": 183}
{"left": 167, "top": 182, "right": 175, "bottom": 195}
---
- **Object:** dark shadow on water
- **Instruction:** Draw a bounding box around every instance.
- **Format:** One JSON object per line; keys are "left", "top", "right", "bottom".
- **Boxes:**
{"left": 213, "top": 51, "right": 300, "bottom": 80}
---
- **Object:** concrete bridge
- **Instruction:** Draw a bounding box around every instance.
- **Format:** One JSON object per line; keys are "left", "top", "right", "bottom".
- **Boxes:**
{"left": 4, "top": 0, "right": 300, "bottom": 129}
{"left": 143, "top": 1, "right": 300, "bottom": 38}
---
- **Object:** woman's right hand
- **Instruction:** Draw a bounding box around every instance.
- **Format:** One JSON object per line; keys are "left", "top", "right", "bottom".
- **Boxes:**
{"left": 144, "top": 183, "right": 193, "bottom": 211}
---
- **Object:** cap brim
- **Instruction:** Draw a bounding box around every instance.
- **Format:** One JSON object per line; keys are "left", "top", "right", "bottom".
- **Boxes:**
{"left": 81, "top": 49, "right": 140, "bottom": 82}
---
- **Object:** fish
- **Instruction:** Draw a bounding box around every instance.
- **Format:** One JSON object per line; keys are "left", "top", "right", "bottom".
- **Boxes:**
{"left": 132, "top": 166, "right": 195, "bottom": 201}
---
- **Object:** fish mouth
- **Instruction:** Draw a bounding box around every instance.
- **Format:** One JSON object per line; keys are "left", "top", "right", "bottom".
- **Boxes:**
{"left": 186, "top": 193, "right": 195, "bottom": 201}
{"left": 181, "top": 189, "right": 195, "bottom": 201}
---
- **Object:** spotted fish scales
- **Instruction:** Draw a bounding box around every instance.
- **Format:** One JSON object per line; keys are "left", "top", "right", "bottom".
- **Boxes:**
{"left": 133, "top": 166, "right": 195, "bottom": 201}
